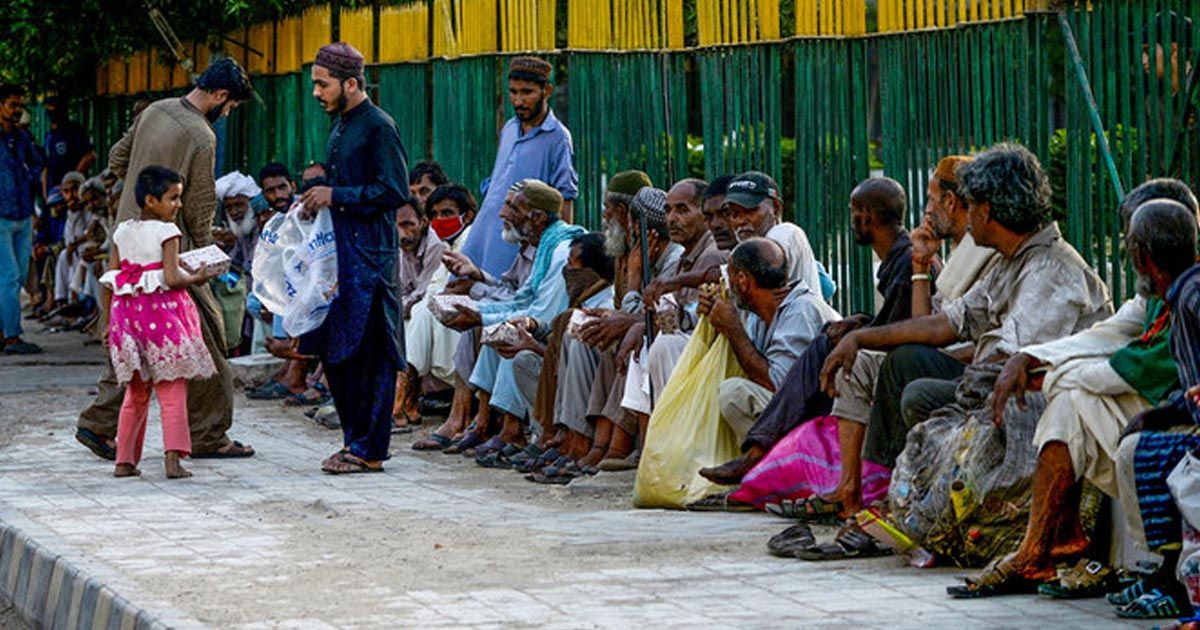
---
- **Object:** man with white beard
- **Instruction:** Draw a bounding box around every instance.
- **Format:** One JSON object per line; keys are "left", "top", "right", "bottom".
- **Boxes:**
{"left": 214, "top": 171, "right": 263, "bottom": 282}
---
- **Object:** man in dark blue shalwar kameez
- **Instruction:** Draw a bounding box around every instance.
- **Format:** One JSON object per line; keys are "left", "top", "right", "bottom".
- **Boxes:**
{"left": 300, "top": 42, "right": 408, "bottom": 474}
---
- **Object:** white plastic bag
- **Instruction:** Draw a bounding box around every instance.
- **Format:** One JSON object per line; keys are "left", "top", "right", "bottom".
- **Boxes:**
{"left": 1168, "top": 451, "right": 1200, "bottom": 608}
{"left": 251, "top": 208, "right": 303, "bottom": 314}
{"left": 281, "top": 207, "right": 338, "bottom": 337}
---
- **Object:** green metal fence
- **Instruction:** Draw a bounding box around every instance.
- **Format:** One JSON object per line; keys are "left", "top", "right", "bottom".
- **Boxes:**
{"left": 54, "top": 3, "right": 1200, "bottom": 311}
{"left": 793, "top": 38, "right": 872, "bottom": 315}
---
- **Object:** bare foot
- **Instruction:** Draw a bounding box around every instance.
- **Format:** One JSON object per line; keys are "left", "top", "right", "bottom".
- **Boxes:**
{"left": 165, "top": 452, "right": 192, "bottom": 479}
{"left": 1049, "top": 536, "right": 1090, "bottom": 561}
{"left": 113, "top": 463, "right": 141, "bottom": 478}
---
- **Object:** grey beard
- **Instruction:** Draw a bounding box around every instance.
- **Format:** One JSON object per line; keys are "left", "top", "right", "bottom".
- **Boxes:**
{"left": 501, "top": 225, "right": 523, "bottom": 244}
{"left": 1134, "top": 272, "right": 1156, "bottom": 298}
{"left": 603, "top": 219, "right": 628, "bottom": 258}
{"left": 229, "top": 212, "right": 257, "bottom": 239}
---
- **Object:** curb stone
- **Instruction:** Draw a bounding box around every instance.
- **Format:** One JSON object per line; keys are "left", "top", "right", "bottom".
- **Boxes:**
{"left": 0, "top": 520, "right": 168, "bottom": 630}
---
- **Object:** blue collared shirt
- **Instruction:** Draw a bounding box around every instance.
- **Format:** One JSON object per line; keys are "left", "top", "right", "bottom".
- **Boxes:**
{"left": 460, "top": 110, "right": 578, "bottom": 278}
{"left": 0, "top": 126, "right": 42, "bottom": 221}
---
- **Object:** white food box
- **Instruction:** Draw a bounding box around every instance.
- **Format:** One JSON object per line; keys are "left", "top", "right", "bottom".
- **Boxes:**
{"left": 481, "top": 322, "right": 524, "bottom": 347}
{"left": 428, "top": 294, "right": 479, "bottom": 324}
{"left": 180, "top": 244, "right": 231, "bottom": 275}
{"left": 566, "top": 309, "right": 600, "bottom": 337}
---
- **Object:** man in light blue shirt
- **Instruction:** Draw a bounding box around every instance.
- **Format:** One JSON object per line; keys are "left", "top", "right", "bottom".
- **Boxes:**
{"left": 444, "top": 180, "right": 583, "bottom": 454}
{"left": 460, "top": 56, "right": 578, "bottom": 279}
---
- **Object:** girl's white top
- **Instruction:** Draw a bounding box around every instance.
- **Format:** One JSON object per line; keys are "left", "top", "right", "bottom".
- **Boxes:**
{"left": 99, "top": 219, "right": 183, "bottom": 296}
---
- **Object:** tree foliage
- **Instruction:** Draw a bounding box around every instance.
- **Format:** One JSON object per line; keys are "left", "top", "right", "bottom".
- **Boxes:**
{"left": 0, "top": 0, "right": 329, "bottom": 96}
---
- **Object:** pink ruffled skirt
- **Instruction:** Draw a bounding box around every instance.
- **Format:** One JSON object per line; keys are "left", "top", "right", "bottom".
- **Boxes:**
{"left": 108, "top": 288, "right": 217, "bottom": 385}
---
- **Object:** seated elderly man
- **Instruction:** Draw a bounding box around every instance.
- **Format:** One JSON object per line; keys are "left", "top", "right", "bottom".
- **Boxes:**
{"left": 708, "top": 237, "right": 839, "bottom": 443}
{"left": 702, "top": 158, "right": 999, "bottom": 504}
{"left": 607, "top": 177, "right": 730, "bottom": 471}
{"left": 725, "top": 171, "right": 823, "bottom": 295}
{"left": 480, "top": 171, "right": 647, "bottom": 468}
{"left": 948, "top": 181, "right": 1200, "bottom": 600}
{"left": 45, "top": 171, "right": 93, "bottom": 319}
{"left": 810, "top": 142, "right": 1112, "bottom": 563}
{"left": 699, "top": 176, "right": 917, "bottom": 501}
{"left": 538, "top": 186, "right": 685, "bottom": 477}
{"left": 1107, "top": 203, "right": 1200, "bottom": 619}
{"left": 442, "top": 180, "right": 583, "bottom": 455}
{"left": 395, "top": 183, "right": 477, "bottom": 428}
{"left": 413, "top": 185, "right": 534, "bottom": 452}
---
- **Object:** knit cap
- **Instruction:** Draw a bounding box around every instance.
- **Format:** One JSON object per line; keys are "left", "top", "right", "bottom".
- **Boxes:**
{"left": 519, "top": 180, "right": 563, "bottom": 216}
{"left": 606, "top": 170, "right": 652, "bottom": 197}
{"left": 631, "top": 187, "right": 668, "bottom": 234}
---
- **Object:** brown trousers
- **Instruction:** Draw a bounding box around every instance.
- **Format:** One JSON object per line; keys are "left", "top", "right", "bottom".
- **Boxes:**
{"left": 77, "top": 282, "right": 234, "bottom": 453}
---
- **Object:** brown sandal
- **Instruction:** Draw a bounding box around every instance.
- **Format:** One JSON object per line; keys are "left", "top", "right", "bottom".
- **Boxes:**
{"left": 321, "top": 452, "right": 384, "bottom": 474}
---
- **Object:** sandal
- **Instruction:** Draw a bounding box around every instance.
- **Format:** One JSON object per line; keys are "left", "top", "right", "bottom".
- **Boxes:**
{"left": 466, "top": 435, "right": 505, "bottom": 458}
{"left": 516, "top": 447, "right": 560, "bottom": 474}
{"left": 1037, "top": 558, "right": 1114, "bottom": 599}
{"left": 412, "top": 434, "right": 453, "bottom": 451}
{"left": 945, "top": 554, "right": 1041, "bottom": 598}
{"left": 1108, "top": 576, "right": 1154, "bottom": 607}
{"left": 76, "top": 428, "right": 116, "bottom": 461}
{"left": 476, "top": 444, "right": 523, "bottom": 469}
{"left": 1115, "top": 588, "right": 1190, "bottom": 619}
{"left": 687, "top": 491, "right": 756, "bottom": 512}
{"left": 796, "top": 522, "right": 895, "bottom": 562}
{"left": 768, "top": 524, "right": 817, "bottom": 558}
{"left": 443, "top": 431, "right": 483, "bottom": 454}
{"left": 526, "top": 469, "right": 578, "bottom": 485}
{"left": 507, "top": 444, "right": 545, "bottom": 468}
{"left": 283, "top": 388, "right": 331, "bottom": 407}
{"left": 765, "top": 496, "right": 844, "bottom": 525}
{"left": 192, "top": 440, "right": 255, "bottom": 459}
{"left": 247, "top": 380, "right": 292, "bottom": 400}
{"left": 321, "top": 452, "right": 384, "bottom": 475}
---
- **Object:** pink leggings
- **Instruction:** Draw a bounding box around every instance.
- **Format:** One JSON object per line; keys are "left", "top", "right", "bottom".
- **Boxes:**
{"left": 116, "top": 375, "right": 191, "bottom": 466}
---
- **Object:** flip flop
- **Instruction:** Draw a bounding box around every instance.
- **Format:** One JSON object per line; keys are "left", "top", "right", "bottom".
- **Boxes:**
{"left": 192, "top": 440, "right": 255, "bottom": 459}
{"left": 526, "top": 469, "right": 578, "bottom": 485}
{"left": 945, "top": 554, "right": 1041, "bottom": 598}
{"left": 76, "top": 428, "right": 116, "bottom": 461}
{"left": 321, "top": 452, "right": 384, "bottom": 475}
{"left": 412, "top": 434, "right": 453, "bottom": 451}
{"left": 796, "top": 522, "right": 894, "bottom": 562}
{"left": 768, "top": 524, "right": 817, "bottom": 557}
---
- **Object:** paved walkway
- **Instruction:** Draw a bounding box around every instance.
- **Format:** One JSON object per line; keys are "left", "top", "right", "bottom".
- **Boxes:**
{"left": 0, "top": 329, "right": 1144, "bottom": 628}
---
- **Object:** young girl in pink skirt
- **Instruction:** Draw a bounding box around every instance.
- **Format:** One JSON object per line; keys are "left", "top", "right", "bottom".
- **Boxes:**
{"left": 100, "top": 166, "right": 218, "bottom": 479}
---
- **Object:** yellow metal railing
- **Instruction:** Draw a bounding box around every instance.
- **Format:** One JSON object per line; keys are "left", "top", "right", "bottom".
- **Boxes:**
{"left": 97, "top": 0, "right": 1063, "bottom": 94}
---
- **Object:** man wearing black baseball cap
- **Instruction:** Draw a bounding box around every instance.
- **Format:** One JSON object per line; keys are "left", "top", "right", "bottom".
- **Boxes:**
{"left": 724, "top": 171, "right": 825, "bottom": 298}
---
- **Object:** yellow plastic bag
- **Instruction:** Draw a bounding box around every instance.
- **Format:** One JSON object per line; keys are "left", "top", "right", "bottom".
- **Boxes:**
{"left": 633, "top": 316, "right": 744, "bottom": 509}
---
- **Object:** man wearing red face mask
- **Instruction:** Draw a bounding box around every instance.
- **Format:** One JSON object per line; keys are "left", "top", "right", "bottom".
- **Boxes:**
{"left": 393, "top": 184, "right": 478, "bottom": 430}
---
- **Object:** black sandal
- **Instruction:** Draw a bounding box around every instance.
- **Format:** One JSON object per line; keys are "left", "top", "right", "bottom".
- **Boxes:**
{"left": 795, "top": 522, "right": 894, "bottom": 562}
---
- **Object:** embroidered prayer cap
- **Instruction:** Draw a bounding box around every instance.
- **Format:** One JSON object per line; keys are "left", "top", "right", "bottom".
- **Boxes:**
{"left": 315, "top": 42, "right": 365, "bottom": 78}
{"left": 606, "top": 170, "right": 652, "bottom": 197}
{"left": 81, "top": 176, "right": 105, "bottom": 196}
{"left": 631, "top": 187, "right": 668, "bottom": 233}
{"left": 509, "top": 56, "right": 553, "bottom": 82}
{"left": 518, "top": 179, "right": 563, "bottom": 216}
{"left": 215, "top": 171, "right": 262, "bottom": 200}
{"left": 934, "top": 155, "right": 973, "bottom": 189}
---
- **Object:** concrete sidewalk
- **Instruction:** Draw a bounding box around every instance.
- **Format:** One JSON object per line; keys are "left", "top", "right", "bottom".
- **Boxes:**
{"left": 0, "top": 329, "right": 1142, "bottom": 628}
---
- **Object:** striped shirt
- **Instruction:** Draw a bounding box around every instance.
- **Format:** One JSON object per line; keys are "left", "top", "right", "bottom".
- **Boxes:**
{"left": 1166, "top": 263, "right": 1200, "bottom": 425}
